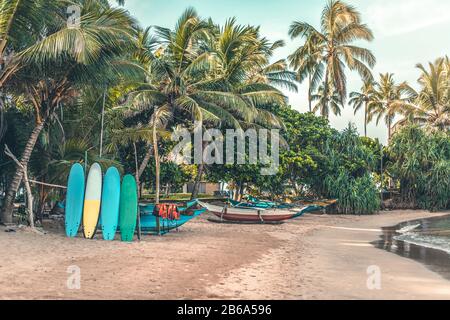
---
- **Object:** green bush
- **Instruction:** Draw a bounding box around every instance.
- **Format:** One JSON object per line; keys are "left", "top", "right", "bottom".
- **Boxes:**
{"left": 388, "top": 125, "right": 450, "bottom": 211}
{"left": 318, "top": 124, "right": 381, "bottom": 214}
{"left": 325, "top": 172, "right": 380, "bottom": 215}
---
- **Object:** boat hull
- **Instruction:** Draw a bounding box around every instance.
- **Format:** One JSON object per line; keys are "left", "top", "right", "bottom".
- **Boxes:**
{"left": 211, "top": 211, "right": 296, "bottom": 222}
{"left": 139, "top": 208, "right": 206, "bottom": 233}
{"left": 199, "top": 201, "right": 306, "bottom": 223}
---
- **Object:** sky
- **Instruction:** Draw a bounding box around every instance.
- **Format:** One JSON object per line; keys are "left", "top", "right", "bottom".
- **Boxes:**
{"left": 117, "top": 0, "right": 450, "bottom": 144}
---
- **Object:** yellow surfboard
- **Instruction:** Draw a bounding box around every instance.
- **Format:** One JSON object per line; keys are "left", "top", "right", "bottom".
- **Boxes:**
{"left": 83, "top": 163, "right": 102, "bottom": 239}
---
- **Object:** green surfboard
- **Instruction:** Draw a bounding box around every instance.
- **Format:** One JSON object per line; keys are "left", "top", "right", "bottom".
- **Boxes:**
{"left": 119, "top": 175, "right": 138, "bottom": 242}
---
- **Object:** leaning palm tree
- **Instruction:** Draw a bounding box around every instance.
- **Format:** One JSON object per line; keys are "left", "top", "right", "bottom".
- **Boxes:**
{"left": 395, "top": 57, "right": 450, "bottom": 131}
{"left": 288, "top": 34, "right": 324, "bottom": 112}
{"left": 0, "top": 1, "right": 137, "bottom": 223}
{"left": 368, "top": 73, "right": 414, "bottom": 141}
{"left": 311, "top": 84, "right": 342, "bottom": 118}
{"left": 289, "top": 0, "right": 375, "bottom": 113}
{"left": 349, "top": 81, "right": 375, "bottom": 137}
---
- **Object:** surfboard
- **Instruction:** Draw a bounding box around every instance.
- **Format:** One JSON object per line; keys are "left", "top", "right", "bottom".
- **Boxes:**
{"left": 119, "top": 174, "right": 138, "bottom": 242}
{"left": 65, "top": 163, "right": 85, "bottom": 237}
{"left": 100, "top": 167, "right": 121, "bottom": 240}
{"left": 83, "top": 163, "right": 102, "bottom": 239}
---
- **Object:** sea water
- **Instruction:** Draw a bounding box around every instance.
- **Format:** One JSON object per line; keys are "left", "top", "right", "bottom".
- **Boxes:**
{"left": 395, "top": 216, "right": 450, "bottom": 254}
{"left": 374, "top": 215, "right": 450, "bottom": 280}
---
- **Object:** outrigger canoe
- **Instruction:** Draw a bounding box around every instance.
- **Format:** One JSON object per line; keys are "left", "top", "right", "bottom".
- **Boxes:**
{"left": 227, "top": 198, "right": 275, "bottom": 209}
{"left": 138, "top": 199, "right": 206, "bottom": 234}
{"left": 198, "top": 201, "right": 310, "bottom": 223}
{"left": 228, "top": 198, "right": 337, "bottom": 211}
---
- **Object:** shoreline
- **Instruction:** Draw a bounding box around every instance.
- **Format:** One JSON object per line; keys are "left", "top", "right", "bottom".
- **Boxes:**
{"left": 0, "top": 210, "right": 449, "bottom": 300}
{"left": 206, "top": 210, "right": 450, "bottom": 300}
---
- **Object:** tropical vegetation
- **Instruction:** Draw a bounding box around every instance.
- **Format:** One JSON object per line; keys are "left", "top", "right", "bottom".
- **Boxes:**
{"left": 0, "top": 0, "right": 448, "bottom": 226}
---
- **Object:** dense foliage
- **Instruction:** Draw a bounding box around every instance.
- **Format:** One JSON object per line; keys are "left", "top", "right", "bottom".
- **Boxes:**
{"left": 387, "top": 125, "right": 450, "bottom": 211}
{"left": 319, "top": 125, "right": 381, "bottom": 214}
{"left": 0, "top": 0, "right": 449, "bottom": 225}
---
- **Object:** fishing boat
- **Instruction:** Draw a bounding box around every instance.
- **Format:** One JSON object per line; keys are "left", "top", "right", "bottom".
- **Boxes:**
{"left": 138, "top": 199, "right": 206, "bottom": 234}
{"left": 228, "top": 197, "right": 337, "bottom": 211}
{"left": 227, "top": 198, "right": 275, "bottom": 209}
{"left": 198, "top": 201, "right": 310, "bottom": 223}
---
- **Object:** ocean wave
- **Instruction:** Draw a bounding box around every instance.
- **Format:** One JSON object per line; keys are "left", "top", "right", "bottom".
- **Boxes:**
{"left": 397, "top": 224, "right": 421, "bottom": 234}
{"left": 394, "top": 233, "right": 450, "bottom": 254}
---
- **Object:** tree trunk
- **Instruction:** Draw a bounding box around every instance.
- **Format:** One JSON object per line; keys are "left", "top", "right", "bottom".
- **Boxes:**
{"left": 190, "top": 163, "right": 204, "bottom": 200}
{"left": 323, "top": 69, "right": 330, "bottom": 119}
{"left": 4, "top": 145, "right": 35, "bottom": 229}
{"left": 308, "top": 74, "right": 312, "bottom": 113}
{"left": 239, "top": 182, "right": 245, "bottom": 202}
{"left": 0, "top": 97, "right": 6, "bottom": 143}
{"left": 133, "top": 142, "right": 140, "bottom": 199}
{"left": 137, "top": 144, "right": 153, "bottom": 180}
{"left": 22, "top": 165, "right": 35, "bottom": 229}
{"left": 364, "top": 101, "right": 368, "bottom": 137}
{"left": 387, "top": 117, "right": 392, "bottom": 142}
{"left": 1, "top": 120, "right": 46, "bottom": 223}
{"left": 153, "top": 124, "right": 160, "bottom": 205}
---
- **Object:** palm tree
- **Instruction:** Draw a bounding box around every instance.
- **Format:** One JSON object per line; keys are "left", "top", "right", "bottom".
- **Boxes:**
{"left": 1, "top": 1, "right": 137, "bottom": 223}
{"left": 349, "top": 81, "right": 375, "bottom": 137}
{"left": 288, "top": 34, "right": 324, "bottom": 112}
{"left": 368, "top": 73, "right": 413, "bottom": 141}
{"left": 108, "top": 106, "right": 171, "bottom": 204}
{"left": 126, "top": 11, "right": 287, "bottom": 201}
{"left": 395, "top": 57, "right": 449, "bottom": 131}
{"left": 289, "top": 0, "right": 375, "bottom": 114}
{"left": 311, "top": 84, "right": 342, "bottom": 118}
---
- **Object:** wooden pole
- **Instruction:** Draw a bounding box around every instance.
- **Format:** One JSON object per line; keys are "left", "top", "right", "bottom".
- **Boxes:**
{"left": 29, "top": 180, "right": 67, "bottom": 189}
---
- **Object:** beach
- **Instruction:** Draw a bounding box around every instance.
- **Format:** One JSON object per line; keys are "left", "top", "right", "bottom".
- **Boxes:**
{"left": 0, "top": 210, "right": 449, "bottom": 300}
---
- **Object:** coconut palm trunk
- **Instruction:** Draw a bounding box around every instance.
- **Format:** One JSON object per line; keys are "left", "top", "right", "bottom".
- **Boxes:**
{"left": 388, "top": 117, "right": 392, "bottom": 142}
{"left": 0, "top": 97, "right": 5, "bottom": 142}
{"left": 1, "top": 119, "right": 46, "bottom": 223}
{"left": 153, "top": 123, "right": 160, "bottom": 205}
{"left": 137, "top": 144, "right": 153, "bottom": 179}
{"left": 323, "top": 70, "right": 330, "bottom": 118}
{"left": 308, "top": 74, "right": 312, "bottom": 112}
{"left": 364, "top": 101, "right": 368, "bottom": 137}
{"left": 151, "top": 117, "right": 162, "bottom": 235}
{"left": 133, "top": 142, "right": 140, "bottom": 199}
{"left": 190, "top": 163, "right": 204, "bottom": 200}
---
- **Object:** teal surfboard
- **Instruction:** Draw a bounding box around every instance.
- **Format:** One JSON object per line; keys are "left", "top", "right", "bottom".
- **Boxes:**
{"left": 65, "top": 163, "right": 85, "bottom": 237}
{"left": 119, "top": 175, "right": 138, "bottom": 242}
{"left": 100, "top": 167, "right": 121, "bottom": 240}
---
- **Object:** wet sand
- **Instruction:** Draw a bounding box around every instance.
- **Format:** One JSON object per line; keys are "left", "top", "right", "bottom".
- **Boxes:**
{"left": 0, "top": 210, "right": 449, "bottom": 300}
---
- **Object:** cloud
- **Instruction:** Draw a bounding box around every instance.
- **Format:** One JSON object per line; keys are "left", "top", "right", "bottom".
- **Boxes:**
{"left": 364, "top": 0, "right": 450, "bottom": 37}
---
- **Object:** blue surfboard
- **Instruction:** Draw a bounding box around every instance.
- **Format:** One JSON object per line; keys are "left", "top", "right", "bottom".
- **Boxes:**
{"left": 65, "top": 163, "right": 85, "bottom": 237}
{"left": 100, "top": 167, "right": 121, "bottom": 240}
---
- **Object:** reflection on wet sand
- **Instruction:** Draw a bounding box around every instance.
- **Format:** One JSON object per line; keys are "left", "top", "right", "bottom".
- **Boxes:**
{"left": 374, "top": 216, "right": 450, "bottom": 281}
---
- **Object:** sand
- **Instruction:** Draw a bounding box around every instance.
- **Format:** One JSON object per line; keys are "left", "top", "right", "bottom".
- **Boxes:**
{"left": 0, "top": 210, "right": 449, "bottom": 300}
